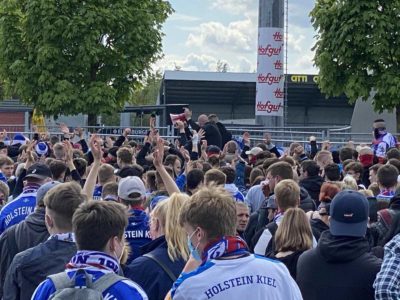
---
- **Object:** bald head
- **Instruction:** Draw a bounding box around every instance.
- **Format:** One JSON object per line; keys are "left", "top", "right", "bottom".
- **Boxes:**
{"left": 198, "top": 114, "right": 208, "bottom": 127}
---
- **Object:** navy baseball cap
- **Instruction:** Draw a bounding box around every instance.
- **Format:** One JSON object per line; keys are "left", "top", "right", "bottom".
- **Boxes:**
{"left": 36, "top": 181, "right": 61, "bottom": 206}
{"left": 25, "top": 163, "right": 52, "bottom": 180}
{"left": 206, "top": 145, "right": 221, "bottom": 157}
{"left": 330, "top": 190, "right": 369, "bottom": 237}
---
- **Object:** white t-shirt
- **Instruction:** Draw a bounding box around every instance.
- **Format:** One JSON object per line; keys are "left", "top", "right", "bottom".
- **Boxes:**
{"left": 171, "top": 254, "right": 302, "bottom": 300}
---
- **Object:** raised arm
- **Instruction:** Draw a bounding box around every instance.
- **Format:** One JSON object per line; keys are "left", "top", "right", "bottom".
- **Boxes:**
{"left": 153, "top": 138, "right": 180, "bottom": 195}
{"left": 83, "top": 135, "right": 102, "bottom": 200}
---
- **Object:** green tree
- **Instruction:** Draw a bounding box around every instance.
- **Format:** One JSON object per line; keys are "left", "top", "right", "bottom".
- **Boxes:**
{"left": 131, "top": 71, "right": 162, "bottom": 106}
{"left": 310, "top": 1, "right": 400, "bottom": 112}
{"left": 0, "top": 0, "right": 172, "bottom": 125}
{"left": 101, "top": 71, "right": 162, "bottom": 126}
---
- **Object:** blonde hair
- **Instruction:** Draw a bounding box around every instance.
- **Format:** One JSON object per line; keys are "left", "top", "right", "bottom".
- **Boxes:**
{"left": 342, "top": 175, "right": 358, "bottom": 191}
{"left": 179, "top": 185, "right": 236, "bottom": 239}
{"left": 152, "top": 199, "right": 169, "bottom": 231}
{"left": 274, "top": 179, "right": 300, "bottom": 211}
{"left": 358, "top": 189, "right": 373, "bottom": 198}
{"left": 315, "top": 150, "right": 333, "bottom": 163}
{"left": 165, "top": 193, "right": 190, "bottom": 262}
{"left": 275, "top": 208, "right": 313, "bottom": 253}
{"left": 0, "top": 181, "right": 9, "bottom": 202}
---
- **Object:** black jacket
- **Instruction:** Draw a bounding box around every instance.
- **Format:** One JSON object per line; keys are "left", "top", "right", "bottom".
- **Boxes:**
{"left": 187, "top": 119, "right": 222, "bottom": 148}
{"left": 361, "top": 166, "right": 371, "bottom": 188}
{"left": 270, "top": 250, "right": 304, "bottom": 279}
{"left": 299, "top": 187, "right": 317, "bottom": 212}
{"left": 125, "top": 236, "right": 186, "bottom": 300}
{"left": 215, "top": 122, "right": 232, "bottom": 148}
{"left": 244, "top": 193, "right": 274, "bottom": 251}
{"left": 3, "top": 238, "right": 76, "bottom": 300}
{"left": 389, "top": 194, "right": 400, "bottom": 210}
{"left": 0, "top": 208, "right": 49, "bottom": 298}
{"left": 300, "top": 176, "right": 324, "bottom": 206}
{"left": 310, "top": 218, "right": 329, "bottom": 241}
{"left": 296, "top": 231, "right": 382, "bottom": 300}
{"left": 369, "top": 194, "right": 400, "bottom": 246}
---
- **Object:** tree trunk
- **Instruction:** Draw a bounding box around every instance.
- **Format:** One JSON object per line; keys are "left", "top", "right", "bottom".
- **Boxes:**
{"left": 88, "top": 113, "right": 97, "bottom": 132}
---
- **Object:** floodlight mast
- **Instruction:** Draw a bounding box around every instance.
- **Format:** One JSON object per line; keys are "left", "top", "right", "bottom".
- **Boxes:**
{"left": 256, "top": 0, "right": 285, "bottom": 127}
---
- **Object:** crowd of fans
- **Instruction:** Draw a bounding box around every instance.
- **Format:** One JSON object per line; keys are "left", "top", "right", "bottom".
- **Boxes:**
{"left": 0, "top": 110, "right": 399, "bottom": 299}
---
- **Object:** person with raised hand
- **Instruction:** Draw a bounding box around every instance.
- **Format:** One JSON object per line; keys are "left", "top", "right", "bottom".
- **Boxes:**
{"left": 83, "top": 134, "right": 103, "bottom": 199}
{"left": 153, "top": 138, "right": 180, "bottom": 196}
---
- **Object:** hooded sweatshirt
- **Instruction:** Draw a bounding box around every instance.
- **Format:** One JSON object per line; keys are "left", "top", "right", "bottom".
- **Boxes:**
{"left": 125, "top": 209, "right": 151, "bottom": 264}
{"left": 300, "top": 175, "right": 324, "bottom": 206}
{"left": 0, "top": 208, "right": 49, "bottom": 298}
{"left": 297, "top": 231, "right": 382, "bottom": 300}
{"left": 224, "top": 183, "right": 245, "bottom": 202}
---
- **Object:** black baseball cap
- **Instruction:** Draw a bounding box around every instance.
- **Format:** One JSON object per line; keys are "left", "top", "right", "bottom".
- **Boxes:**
{"left": 115, "top": 166, "right": 144, "bottom": 178}
{"left": 330, "top": 190, "right": 369, "bottom": 237}
{"left": 206, "top": 145, "right": 221, "bottom": 157}
{"left": 25, "top": 163, "right": 52, "bottom": 180}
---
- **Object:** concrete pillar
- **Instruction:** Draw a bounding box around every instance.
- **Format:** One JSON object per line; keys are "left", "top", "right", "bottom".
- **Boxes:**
{"left": 256, "top": 0, "right": 285, "bottom": 128}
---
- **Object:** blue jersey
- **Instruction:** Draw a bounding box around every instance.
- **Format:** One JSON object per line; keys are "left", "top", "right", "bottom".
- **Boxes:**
{"left": 0, "top": 172, "right": 7, "bottom": 183}
{"left": 93, "top": 185, "right": 102, "bottom": 200}
{"left": 32, "top": 269, "right": 148, "bottom": 300}
{"left": 0, "top": 188, "right": 37, "bottom": 233}
{"left": 125, "top": 209, "right": 151, "bottom": 264}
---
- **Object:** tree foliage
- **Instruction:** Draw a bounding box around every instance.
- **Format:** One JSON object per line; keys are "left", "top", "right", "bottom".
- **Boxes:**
{"left": 101, "top": 71, "right": 162, "bottom": 125}
{"left": 0, "top": 0, "right": 172, "bottom": 117}
{"left": 131, "top": 71, "right": 162, "bottom": 106}
{"left": 311, "top": 1, "right": 400, "bottom": 112}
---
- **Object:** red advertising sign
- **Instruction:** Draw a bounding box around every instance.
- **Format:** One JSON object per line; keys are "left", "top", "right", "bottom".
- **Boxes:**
{"left": 256, "top": 27, "right": 284, "bottom": 117}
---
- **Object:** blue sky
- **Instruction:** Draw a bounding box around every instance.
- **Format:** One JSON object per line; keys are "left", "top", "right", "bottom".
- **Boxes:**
{"left": 156, "top": 0, "right": 318, "bottom": 74}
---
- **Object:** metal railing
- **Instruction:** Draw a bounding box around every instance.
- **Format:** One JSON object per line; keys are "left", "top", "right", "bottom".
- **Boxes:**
{"left": 0, "top": 123, "right": 395, "bottom": 149}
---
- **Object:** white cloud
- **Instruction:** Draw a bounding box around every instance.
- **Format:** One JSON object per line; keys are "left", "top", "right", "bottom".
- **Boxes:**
{"left": 186, "top": 18, "right": 257, "bottom": 53}
{"left": 157, "top": 1, "right": 318, "bottom": 75}
{"left": 169, "top": 13, "right": 200, "bottom": 22}
{"left": 237, "top": 57, "right": 254, "bottom": 72}
{"left": 155, "top": 53, "right": 218, "bottom": 72}
{"left": 155, "top": 53, "right": 255, "bottom": 73}
{"left": 287, "top": 25, "right": 310, "bottom": 53}
{"left": 211, "top": 0, "right": 255, "bottom": 15}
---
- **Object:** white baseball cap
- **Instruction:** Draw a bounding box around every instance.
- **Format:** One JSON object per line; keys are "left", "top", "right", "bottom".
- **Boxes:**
{"left": 245, "top": 147, "right": 263, "bottom": 156}
{"left": 118, "top": 176, "right": 146, "bottom": 201}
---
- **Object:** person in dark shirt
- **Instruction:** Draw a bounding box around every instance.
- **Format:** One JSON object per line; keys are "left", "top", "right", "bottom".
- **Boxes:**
{"left": 3, "top": 182, "right": 85, "bottom": 300}
{"left": 268, "top": 208, "right": 313, "bottom": 279}
{"left": 297, "top": 190, "right": 382, "bottom": 300}
{"left": 184, "top": 108, "right": 222, "bottom": 148}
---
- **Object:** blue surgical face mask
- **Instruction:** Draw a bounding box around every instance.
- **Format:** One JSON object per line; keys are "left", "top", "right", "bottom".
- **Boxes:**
{"left": 187, "top": 229, "right": 202, "bottom": 262}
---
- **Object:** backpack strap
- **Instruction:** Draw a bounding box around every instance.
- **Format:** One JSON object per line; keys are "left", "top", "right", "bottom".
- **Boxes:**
{"left": 49, "top": 270, "right": 124, "bottom": 293}
{"left": 48, "top": 272, "right": 73, "bottom": 290}
{"left": 92, "top": 272, "right": 126, "bottom": 293}
{"left": 144, "top": 253, "right": 177, "bottom": 282}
